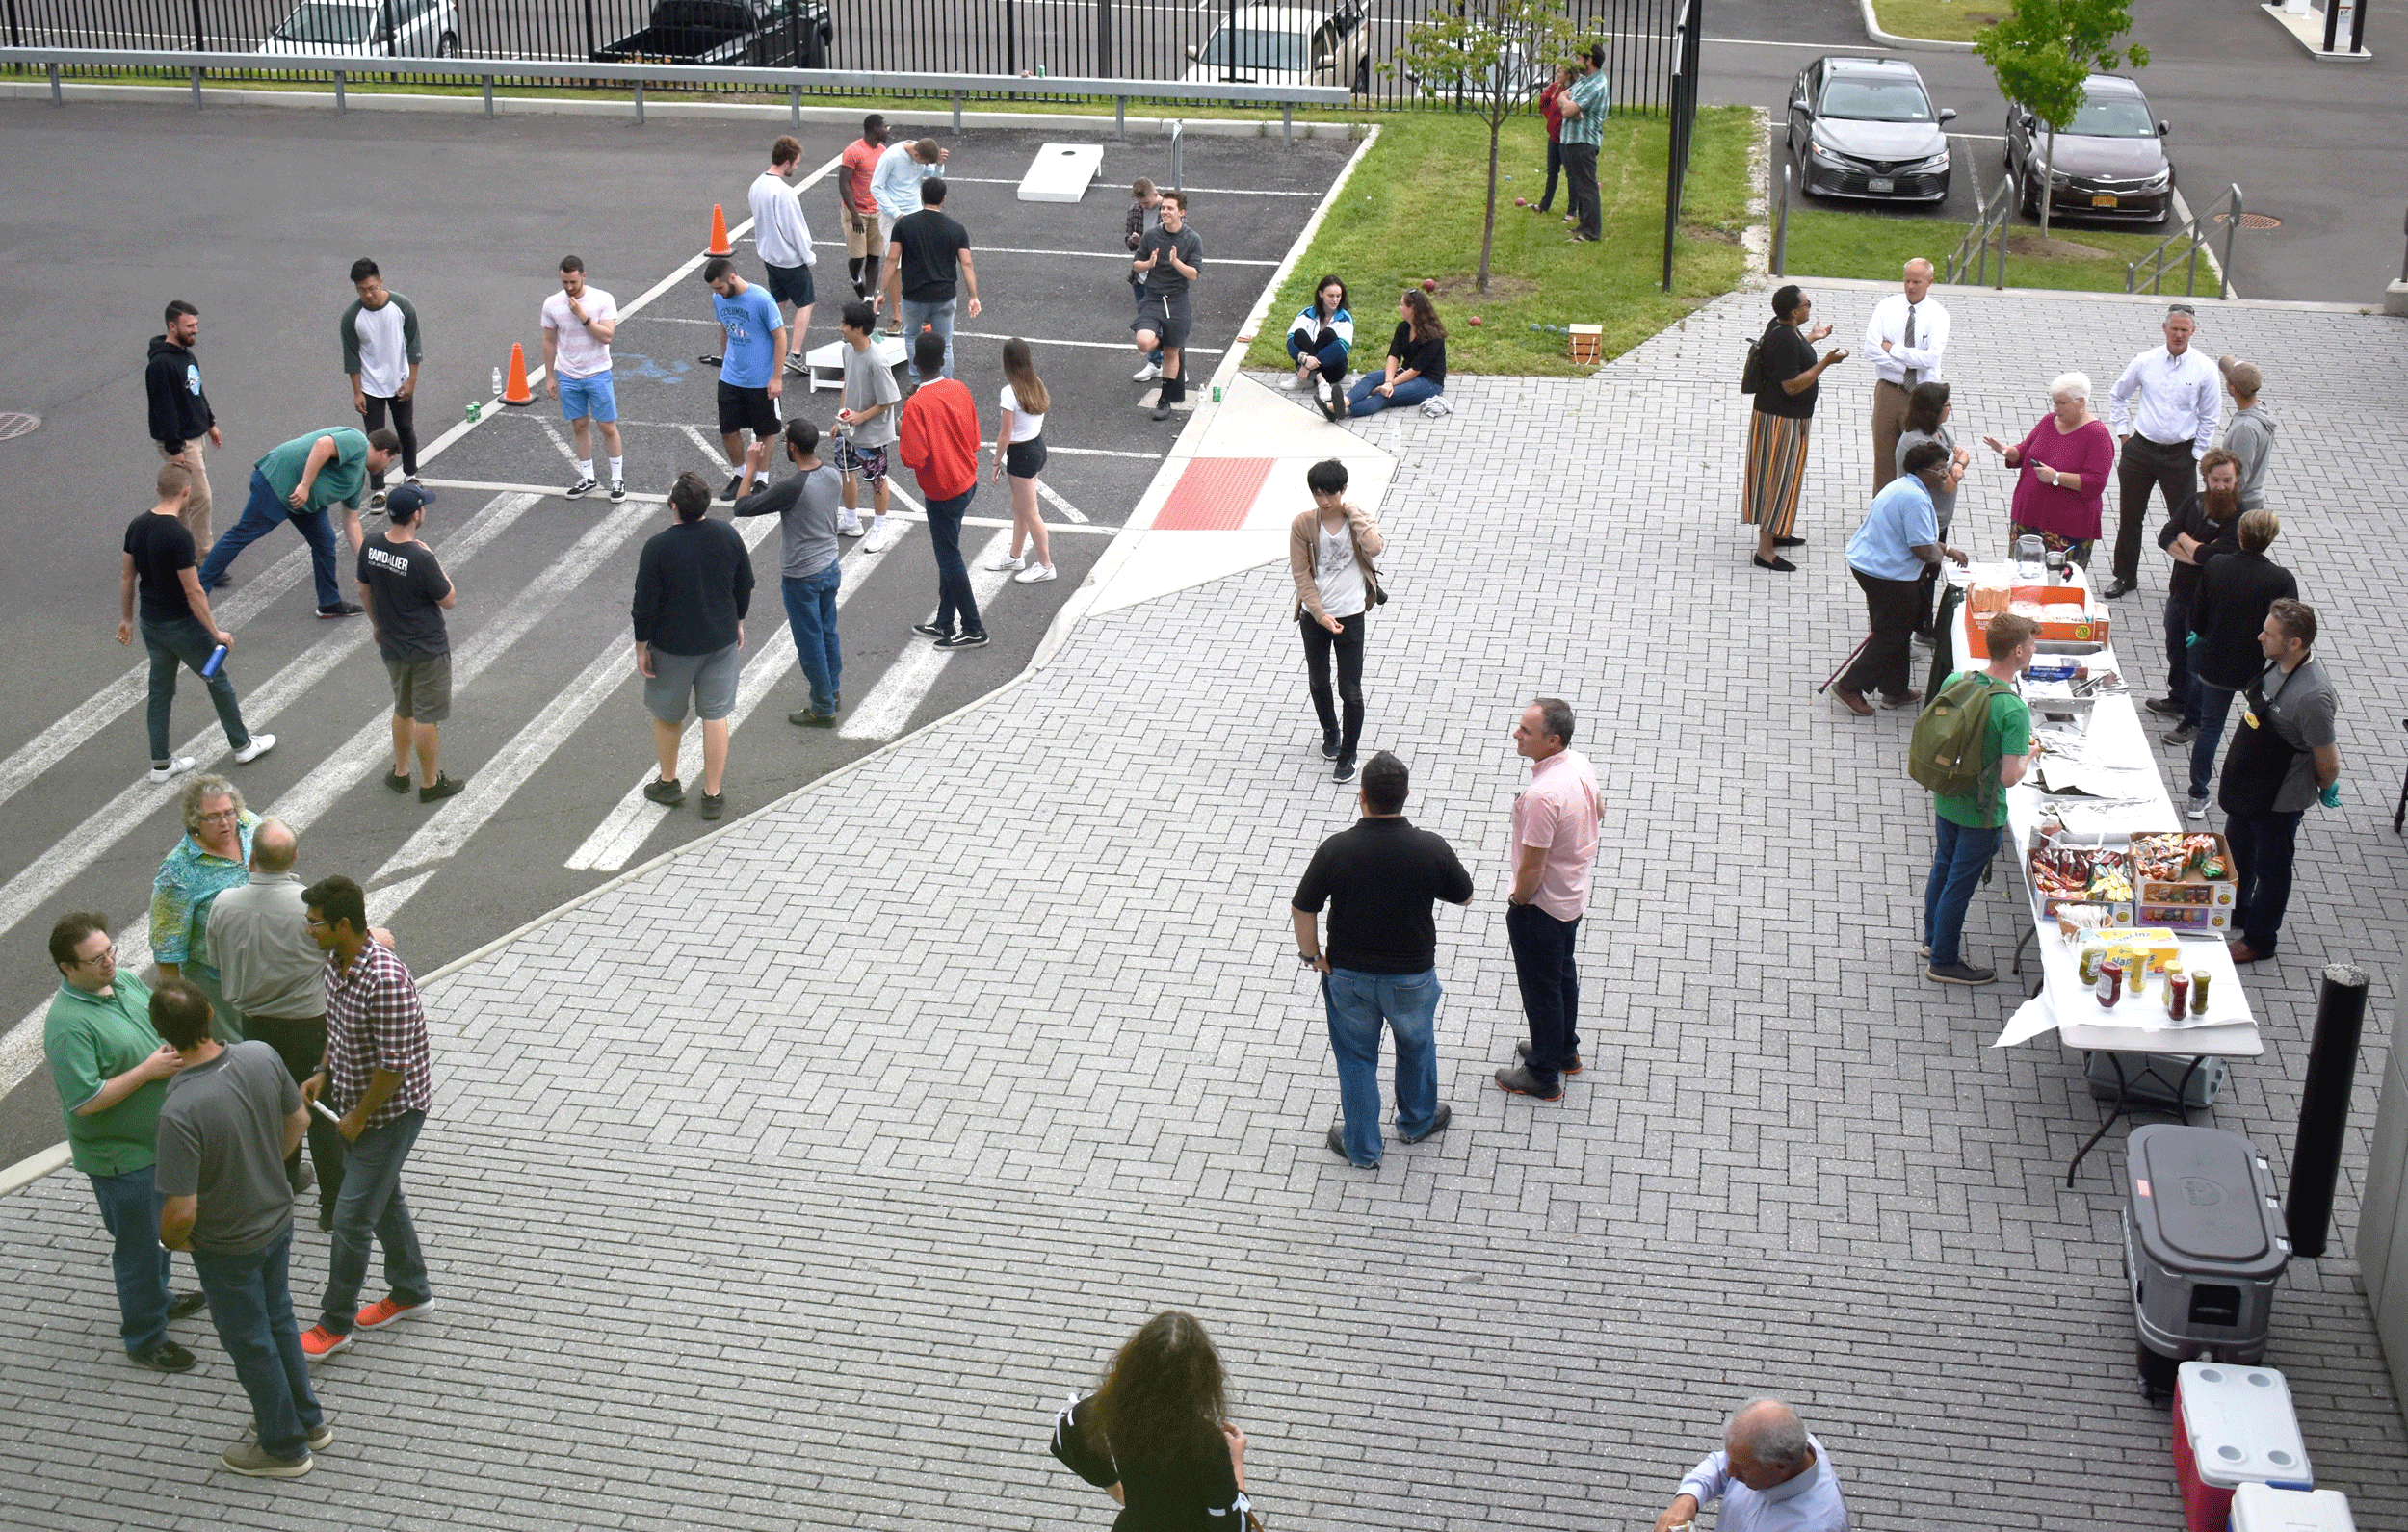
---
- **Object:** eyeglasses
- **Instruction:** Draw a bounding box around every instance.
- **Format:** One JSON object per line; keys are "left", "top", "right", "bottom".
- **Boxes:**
{"left": 197, "top": 808, "right": 240, "bottom": 824}
{"left": 302, "top": 916, "right": 328, "bottom": 930}
{"left": 78, "top": 943, "right": 118, "bottom": 967}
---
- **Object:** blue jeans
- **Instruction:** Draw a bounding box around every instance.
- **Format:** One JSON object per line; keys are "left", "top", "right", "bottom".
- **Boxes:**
{"left": 197, "top": 469, "right": 343, "bottom": 610}
{"left": 1506, "top": 902, "right": 1581, "bottom": 1089}
{"left": 1924, "top": 815, "right": 2003, "bottom": 967}
{"left": 1285, "top": 335, "right": 1348, "bottom": 386}
{"left": 192, "top": 1225, "right": 322, "bottom": 1462}
{"left": 899, "top": 296, "right": 956, "bottom": 384}
{"left": 1322, "top": 966, "right": 1443, "bottom": 1167}
{"left": 321, "top": 1109, "right": 431, "bottom": 1335}
{"left": 2189, "top": 684, "right": 2236, "bottom": 799}
{"left": 140, "top": 613, "right": 249, "bottom": 764}
{"left": 2226, "top": 809, "right": 2304, "bottom": 952}
{"left": 89, "top": 1165, "right": 174, "bottom": 1355}
{"left": 2162, "top": 593, "right": 2197, "bottom": 723}
{"left": 1345, "top": 376, "right": 1441, "bottom": 417}
{"left": 781, "top": 563, "right": 843, "bottom": 714}
{"left": 924, "top": 489, "right": 982, "bottom": 636}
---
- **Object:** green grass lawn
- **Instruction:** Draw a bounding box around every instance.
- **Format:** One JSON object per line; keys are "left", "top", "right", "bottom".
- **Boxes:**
{"left": 1243, "top": 104, "right": 1757, "bottom": 377}
{"left": 1869, "top": 0, "right": 2002, "bottom": 43}
{"left": 1782, "top": 207, "right": 2211, "bottom": 294}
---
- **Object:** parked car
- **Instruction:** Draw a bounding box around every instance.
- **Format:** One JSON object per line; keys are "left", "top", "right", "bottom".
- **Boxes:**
{"left": 1398, "top": 30, "right": 1546, "bottom": 104}
{"left": 257, "top": 0, "right": 458, "bottom": 57}
{"left": 592, "top": 0, "right": 831, "bottom": 69}
{"left": 1184, "top": 1, "right": 1371, "bottom": 96}
{"left": 1785, "top": 55, "right": 1955, "bottom": 204}
{"left": 2005, "top": 74, "right": 2174, "bottom": 224}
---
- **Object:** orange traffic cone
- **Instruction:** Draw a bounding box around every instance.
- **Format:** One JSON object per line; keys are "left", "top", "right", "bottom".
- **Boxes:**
{"left": 706, "top": 203, "right": 734, "bottom": 257}
{"left": 500, "top": 342, "right": 535, "bottom": 407}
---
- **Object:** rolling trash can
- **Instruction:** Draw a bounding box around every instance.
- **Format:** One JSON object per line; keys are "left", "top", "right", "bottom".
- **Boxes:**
{"left": 2172, "top": 1362, "right": 2313, "bottom": 1532}
{"left": 2123, "top": 1124, "right": 2291, "bottom": 1397}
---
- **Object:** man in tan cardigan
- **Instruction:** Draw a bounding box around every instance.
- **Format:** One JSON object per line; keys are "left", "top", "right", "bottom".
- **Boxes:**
{"left": 1288, "top": 459, "right": 1385, "bottom": 784}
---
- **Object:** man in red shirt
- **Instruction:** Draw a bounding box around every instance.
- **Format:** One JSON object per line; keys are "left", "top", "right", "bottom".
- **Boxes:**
{"left": 898, "top": 332, "right": 986, "bottom": 649}
{"left": 836, "top": 114, "right": 889, "bottom": 300}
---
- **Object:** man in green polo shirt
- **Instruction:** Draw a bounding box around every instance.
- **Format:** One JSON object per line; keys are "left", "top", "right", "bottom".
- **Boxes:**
{"left": 41, "top": 910, "right": 209, "bottom": 1371}
{"left": 195, "top": 425, "right": 399, "bottom": 618}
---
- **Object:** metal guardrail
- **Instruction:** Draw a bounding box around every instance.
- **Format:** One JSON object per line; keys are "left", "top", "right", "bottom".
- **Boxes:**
{"left": 1944, "top": 170, "right": 2015, "bottom": 291}
{"left": 0, "top": 46, "right": 1349, "bottom": 138}
{"left": 2127, "top": 183, "right": 2242, "bottom": 300}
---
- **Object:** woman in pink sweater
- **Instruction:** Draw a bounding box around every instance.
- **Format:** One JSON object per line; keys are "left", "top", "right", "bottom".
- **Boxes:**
{"left": 1982, "top": 371, "right": 2117, "bottom": 568}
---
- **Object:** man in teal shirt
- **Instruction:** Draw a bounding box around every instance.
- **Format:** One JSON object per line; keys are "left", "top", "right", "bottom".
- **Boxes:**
{"left": 1924, "top": 611, "right": 2037, "bottom": 986}
{"left": 1557, "top": 41, "right": 1611, "bottom": 243}
{"left": 196, "top": 425, "right": 398, "bottom": 618}
{"left": 41, "top": 911, "right": 208, "bottom": 1370}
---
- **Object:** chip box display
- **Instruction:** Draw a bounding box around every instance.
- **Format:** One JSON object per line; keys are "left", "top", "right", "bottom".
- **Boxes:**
{"left": 2131, "top": 831, "right": 2238, "bottom": 933}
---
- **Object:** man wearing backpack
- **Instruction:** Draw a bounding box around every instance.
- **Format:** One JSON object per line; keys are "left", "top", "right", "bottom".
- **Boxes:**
{"left": 1917, "top": 610, "right": 2037, "bottom": 985}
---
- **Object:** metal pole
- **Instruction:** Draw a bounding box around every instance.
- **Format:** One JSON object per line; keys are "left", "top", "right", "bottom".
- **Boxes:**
{"left": 1007, "top": 0, "right": 1017, "bottom": 76}
{"left": 2323, "top": 0, "right": 2342, "bottom": 52}
{"left": 1170, "top": 119, "right": 1184, "bottom": 190}
{"left": 951, "top": 88, "right": 961, "bottom": 134}
{"left": 633, "top": 77, "right": 642, "bottom": 123}
{"left": 2220, "top": 185, "right": 2242, "bottom": 299}
{"left": 584, "top": 0, "right": 597, "bottom": 62}
{"left": 2350, "top": 0, "right": 2369, "bottom": 52}
{"left": 1115, "top": 94, "right": 1126, "bottom": 142}
{"left": 484, "top": 74, "right": 493, "bottom": 116}
{"left": 790, "top": 84, "right": 799, "bottom": 125}
{"left": 191, "top": 66, "right": 201, "bottom": 108}
{"left": 1282, "top": 100, "right": 1292, "bottom": 145}
{"left": 2286, "top": 964, "right": 2372, "bottom": 1258}
{"left": 1097, "top": 0, "right": 1113, "bottom": 79}
{"left": 1771, "top": 158, "right": 1788, "bottom": 276}
{"left": 6, "top": 0, "right": 20, "bottom": 50}
{"left": 335, "top": 70, "right": 346, "bottom": 113}
{"left": 190, "top": 0, "right": 205, "bottom": 49}
{"left": 47, "top": 59, "right": 59, "bottom": 104}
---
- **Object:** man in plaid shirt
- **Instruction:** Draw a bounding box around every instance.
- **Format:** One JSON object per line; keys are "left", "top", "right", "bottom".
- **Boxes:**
{"left": 297, "top": 875, "right": 435, "bottom": 1359}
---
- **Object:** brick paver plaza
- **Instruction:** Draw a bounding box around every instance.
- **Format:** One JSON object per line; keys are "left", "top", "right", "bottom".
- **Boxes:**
{"left": 4, "top": 279, "right": 2402, "bottom": 1528}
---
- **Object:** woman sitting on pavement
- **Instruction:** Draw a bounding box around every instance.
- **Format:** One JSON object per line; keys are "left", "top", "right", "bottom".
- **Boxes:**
{"left": 1982, "top": 370, "right": 2115, "bottom": 570}
{"left": 1049, "top": 1310, "right": 1252, "bottom": 1530}
{"left": 1284, "top": 274, "right": 1354, "bottom": 416}
{"left": 1342, "top": 289, "right": 1446, "bottom": 419}
{"left": 1895, "top": 380, "right": 1969, "bottom": 645}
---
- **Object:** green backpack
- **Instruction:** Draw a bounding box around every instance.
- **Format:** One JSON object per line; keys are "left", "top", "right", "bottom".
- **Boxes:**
{"left": 1908, "top": 672, "right": 2007, "bottom": 799}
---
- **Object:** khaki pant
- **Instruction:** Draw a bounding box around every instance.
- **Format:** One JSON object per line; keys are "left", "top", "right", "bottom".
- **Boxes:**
{"left": 159, "top": 435, "right": 214, "bottom": 554}
{"left": 1871, "top": 379, "right": 1911, "bottom": 495}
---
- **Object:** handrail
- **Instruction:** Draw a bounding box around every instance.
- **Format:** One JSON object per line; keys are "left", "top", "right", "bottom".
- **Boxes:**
{"left": 1945, "top": 170, "right": 2015, "bottom": 290}
{"left": 1770, "top": 155, "right": 1791, "bottom": 277}
{"left": 2127, "top": 183, "right": 2241, "bottom": 300}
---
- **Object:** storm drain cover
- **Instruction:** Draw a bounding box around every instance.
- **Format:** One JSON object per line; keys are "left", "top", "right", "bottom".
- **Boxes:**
{"left": 2213, "top": 213, "right": 2283, "bottom": 230}
{"left": 0, "top": 412, "right": 39, "bottom": 442}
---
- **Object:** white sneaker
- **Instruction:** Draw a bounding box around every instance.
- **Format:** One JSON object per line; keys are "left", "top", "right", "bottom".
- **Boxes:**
{"left": 2186, "top": 792, "right": 2211, "bottom": 821}
{"left": 1282, "top": 374, "right": 1304, "bottom": 391}
{"left": 981, "top": 550, "right": 1025, "bottom": 573}
{"left": 147, "top": 756, "right": 196, "bottom": 785}
{"left": 1013, "top": 562, "right": 1057, "bottom": 584}
{"left": 233, "top": 734, "right": 277, "bottom": 766}
{"left": 861, "top": 523, "right": 895, "bottom": 555}
{"left": 839, "top": 518, "right": 867, "bottom": 538}
{"left": 1133, "top": 362, "right": 1162, "bottom": 382}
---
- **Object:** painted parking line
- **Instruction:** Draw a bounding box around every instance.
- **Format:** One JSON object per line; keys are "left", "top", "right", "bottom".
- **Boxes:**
{"left": 837, "top": 529, "right": 1024, "bottom": 741}
{"left": 943, "top": 176, "right": 1332, "bottom": 197}
{"left": 810, "top": 239, "right": 1280, "bottom": 266}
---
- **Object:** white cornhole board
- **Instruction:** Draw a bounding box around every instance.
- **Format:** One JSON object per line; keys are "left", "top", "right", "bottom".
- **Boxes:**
{"left": 1019, "top": 143, "right": 1103, "bottom": 202}
{"left": 805, "top": 333, "right": 906, "bottom": 394}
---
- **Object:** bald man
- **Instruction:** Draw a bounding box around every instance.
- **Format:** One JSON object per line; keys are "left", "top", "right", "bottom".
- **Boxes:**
{"left": 1654, "top": 1397, "right": 1851, "bottom": 1532}
{"left": 1864, "top": 258, "right": 1949, "bottom": 494}
{"left": 205, "top": 818, "right": 345, "bottom": 1225}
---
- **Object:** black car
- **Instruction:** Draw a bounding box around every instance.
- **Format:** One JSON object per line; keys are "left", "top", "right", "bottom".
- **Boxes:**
{"left": 1785, "top": 56, "right": 1956, "bottom": 203}
{"left": 2005, "top": 74, "right": 2174, "bottom": 224}
{"left": 593, "top": 0, "right": 830, "bottom": 68}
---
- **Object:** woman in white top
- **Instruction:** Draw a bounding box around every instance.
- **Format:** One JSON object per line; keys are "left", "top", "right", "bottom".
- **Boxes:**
{"left": 1285, "top": 458, "right": 1384, "bottom": 783}
{"left": 983, "top": 337, "right": 1055, "bottom": 583}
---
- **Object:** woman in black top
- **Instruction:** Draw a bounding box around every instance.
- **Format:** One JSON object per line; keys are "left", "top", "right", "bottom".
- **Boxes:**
{"left": 1343, "top": 289, "right": 1447, "bottom": 418}
{"left": 1050, "top": 1311, "right": 1252, "bottom": 1531}
{"left": 1741, "top": 285, "right": 1846, "bottom": 571}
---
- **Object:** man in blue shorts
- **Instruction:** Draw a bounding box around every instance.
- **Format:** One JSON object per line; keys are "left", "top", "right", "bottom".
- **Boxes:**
{"left": 541, "top": 255, "right": 624, "bottom": 502}
{"left": 704, "top": 257, "right": 785, "bottom": 501}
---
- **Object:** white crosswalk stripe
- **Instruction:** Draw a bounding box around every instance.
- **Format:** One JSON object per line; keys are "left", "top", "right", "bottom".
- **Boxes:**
{"left": 838, "top": 529, "right": 1020, "bottom": 741}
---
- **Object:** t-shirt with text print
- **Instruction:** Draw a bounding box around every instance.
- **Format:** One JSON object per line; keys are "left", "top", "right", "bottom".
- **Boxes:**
{"left": 357, "top": 532, "right": 453, "bottom": 663}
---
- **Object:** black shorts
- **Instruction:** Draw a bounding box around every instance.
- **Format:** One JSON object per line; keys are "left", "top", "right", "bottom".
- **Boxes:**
{"left": 1005, "top": 436, "right": 1048, "bottom": 479}
{"left": 1131, "top": 292, "right": 1192, "bottom": 351}
{"left": 763, "top": 261, "right": 815, "bottom": 309}
{"left": 716, "top": 379, "right": 780, "bottom": 438}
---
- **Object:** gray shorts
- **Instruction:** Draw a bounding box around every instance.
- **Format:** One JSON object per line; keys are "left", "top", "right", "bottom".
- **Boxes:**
{"left": 643, "top": 641, "right": 740, "bottom": 724}
{"left": 384, "top": 653, "right": 453, "bottom": 722}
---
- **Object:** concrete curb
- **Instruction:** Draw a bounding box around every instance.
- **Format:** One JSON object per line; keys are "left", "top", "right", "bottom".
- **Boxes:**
{"left": 1785, "top": 271, "right": 2386, "bottom": 315}
{"left": 0, "top": 1142, "right": 70, "bottom": 1199}
{"left": 0, "top": 79, "right": 1372, "bottom": 138}
{"left": 1859, "top": 0, "right": 1978, "bottom": 53}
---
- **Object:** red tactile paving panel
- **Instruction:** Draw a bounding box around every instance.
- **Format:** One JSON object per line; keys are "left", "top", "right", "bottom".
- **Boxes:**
{"left": 1149, "top": 457, "right": 1273, "bottom": 531}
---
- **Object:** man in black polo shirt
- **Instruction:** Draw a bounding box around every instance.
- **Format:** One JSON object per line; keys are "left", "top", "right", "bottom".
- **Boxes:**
{"left": 1291, "top": 751, "right": 1474, "bottom": 1169}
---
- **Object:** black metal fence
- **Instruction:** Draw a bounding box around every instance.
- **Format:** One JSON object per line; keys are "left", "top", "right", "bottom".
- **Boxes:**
{"left": 1658, "top": 0, "right": 1701, "bottom": 289}
{"left": 4, "top": 0, "right": 1681, "bottom": 114}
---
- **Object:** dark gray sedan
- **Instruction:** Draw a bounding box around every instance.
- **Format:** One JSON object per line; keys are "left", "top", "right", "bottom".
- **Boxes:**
{"left": 2006, "top": 75, "right": 2175, "bottom": 224}
{"left": 1786, "top": 56, "right": 1956, "bottom": 204}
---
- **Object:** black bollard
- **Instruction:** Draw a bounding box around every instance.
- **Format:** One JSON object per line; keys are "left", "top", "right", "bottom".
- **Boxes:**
{"left": 2286, "top": 964, "right": 2372, "bottom": 1257}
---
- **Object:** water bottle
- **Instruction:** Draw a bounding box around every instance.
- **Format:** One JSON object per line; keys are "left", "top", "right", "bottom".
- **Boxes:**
{"left": 490, "top": 366, "right": 503, "bottom": 398}
{"left": 2014, "top": 532, "right": 2044, "bottom": 582}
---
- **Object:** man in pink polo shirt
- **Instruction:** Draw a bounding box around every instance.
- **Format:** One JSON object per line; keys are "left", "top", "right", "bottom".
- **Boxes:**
{"left": 1495, "top": 697, "right": 1601, "bottom": 1103}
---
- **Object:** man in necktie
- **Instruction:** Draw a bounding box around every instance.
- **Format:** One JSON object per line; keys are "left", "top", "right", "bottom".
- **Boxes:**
{"left": 1865, "top": 259, "right": 1949, "bottom": 494}
{"left": 2104, "top": 304, "right": 2224, "bottom": 599}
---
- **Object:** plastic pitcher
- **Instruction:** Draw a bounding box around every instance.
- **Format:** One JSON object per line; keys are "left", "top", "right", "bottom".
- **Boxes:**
{"left": 2015, "top": 533, "right": 2045, "bottom": 581}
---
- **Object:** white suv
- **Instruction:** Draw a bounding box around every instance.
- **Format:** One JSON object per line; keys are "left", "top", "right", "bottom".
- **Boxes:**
{"left": 1184, "top": 2, "right": 1372, "bottom": 95}
{"left": 258, "top": 0, "right": 461, "bottom": 57}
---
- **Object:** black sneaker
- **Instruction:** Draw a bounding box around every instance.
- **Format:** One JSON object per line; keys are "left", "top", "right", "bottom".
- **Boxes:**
{"left": 697, "top": 352, "right": 724, "bottom": 366}
{"left": 1320, "top": 728, "right": 1340, "bottom": 761}
{"left": 316, "top": 602, "right": 364, "bottom": 619}
{"left": 610, "top": 479, "right": 626, "bottom": 502}
{"left": 2165, "top": 722, "right": 2199, "bottom": 745}
{"left": 1333, "top": 756, "right": 1356, "bottom": 784}
{"left": 1398, "top": 1103, "right": 1453, "bottom": 1144}
{"left": 1515, "top": 1041, "right": 1584, "bottom": 1076}
{"left": 642, "top": 777, "right": 685, "bottom": 806}
{"left": 418, "top": 772, "right": 465, "bottom": 803}
{"left": 910, "top": 622, "right": 952, "bottom": 640}
{"left": 167, "top": 1290, "right": 209, "bottom": 1321}
{"left": 2103, "top": 577, "right": 2137, "bottom": 599}
{"left": 383, "top": 769, "right": 412, "bottom": 794}
{"left": 720, "top": 474, "right": 742, "bottom": 502}
{"left": 1324, "top": 1125, "right": 1374, "bottom": 1168}
{"left": 783, "top": 353, "right": 809, "bottom": 376}
{"left": 1925, "top": 960, "right": 1999, "bottom": 986}
{"left": 698, "top": 792, "right": 724, "bottom": 821}
{"left": 789, "top": 708, "right": 837, "bottom": 728}
{"left": 564, "top": 476, "right": 598, "bottom": 499}
{"left": 1494, "top": 1064, "right": 1563, "bottom": 1102}
{"left": 132, "top": 1340, "right": 198, "bottom": 1373}
{"left": 935, "top": 629, "right": 989, "bottom": 650}
{"left": 2143, "top": 695, "right": 2184, "bottom": 717}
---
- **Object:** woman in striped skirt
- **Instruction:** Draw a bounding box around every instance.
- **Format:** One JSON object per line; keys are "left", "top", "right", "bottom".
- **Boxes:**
{"left": 1743, "top": 285, "right": 1848, "bottom": 572}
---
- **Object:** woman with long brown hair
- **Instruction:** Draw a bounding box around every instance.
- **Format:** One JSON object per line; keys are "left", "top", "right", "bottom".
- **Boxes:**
{"left": 982, "top": 336, "right": 1056, "bottom": 583}
{"left": 1343, "top": 289, "right": 1447, "bottom": 418}
{"left": 1050, "top": 1310, "right": 1253, "bottom": 1529}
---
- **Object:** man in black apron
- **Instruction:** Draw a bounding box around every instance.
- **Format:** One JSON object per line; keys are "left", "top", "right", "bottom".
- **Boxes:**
{"left": 2217, "top": 598, "right": 2341, "bottom": 964}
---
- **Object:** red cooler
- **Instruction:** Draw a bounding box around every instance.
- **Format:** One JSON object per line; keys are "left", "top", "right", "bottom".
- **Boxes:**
{"left": 2172, "top": 1361, "right": 2312, "bottom": 1532}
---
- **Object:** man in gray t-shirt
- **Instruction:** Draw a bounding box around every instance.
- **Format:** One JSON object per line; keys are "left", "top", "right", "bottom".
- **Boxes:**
{"left": 152, "top": 978, "right": 326, "bottom": 1476}
{"left": 2219, "top": 598, "right": 2341, "bottom": 967}
{"left": 834, "top": 299, "right": 903, "bottom": 555}
{"left": 734, "top": 418, "right": 849, "bottom": 725}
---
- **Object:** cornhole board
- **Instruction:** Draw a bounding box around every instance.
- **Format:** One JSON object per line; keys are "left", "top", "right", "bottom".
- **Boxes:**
{"left": 1019, "top": 143, "right": 1103, "bottom": 203}
{"left": 805, "top": 333, "right": 906, "bottom": 394}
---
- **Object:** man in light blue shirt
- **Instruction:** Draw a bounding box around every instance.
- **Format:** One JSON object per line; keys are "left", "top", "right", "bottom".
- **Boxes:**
{"left": 1557, "top": 41, "right": 1610, "bottom": 242}
{"left": 1653, "top": 1398, "right": 1850, "bottom": 1532}
{"left": 704, "top": 257, "right": 787, "bottom": 500}
{"left": 1835, "top": 440, "right": 1964, "bottom": 714}
{"left": 871, "top": 137, "right": 947, "bottom": 226}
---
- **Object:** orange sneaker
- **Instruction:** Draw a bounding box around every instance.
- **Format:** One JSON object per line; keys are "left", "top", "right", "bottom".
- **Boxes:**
{"left": 298, "top": 1324, "right": 351, "bottom": 1360}
{"left": 354, "top": 1295, "right": 433, "bottom": 1330}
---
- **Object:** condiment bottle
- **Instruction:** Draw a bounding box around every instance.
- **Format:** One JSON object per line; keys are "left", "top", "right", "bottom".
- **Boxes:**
{"left": 2166, "top": 972, "right": 2189, "bottom": 1020}
{"left": 2096, "top": 959, "right": 2123, "bottom": 1008}
{"left": 2077, "top": 948, "right": 2102, "bottom": 985}
{"left": 2190, "top": 970, "right": 2211, "bottom": 1016}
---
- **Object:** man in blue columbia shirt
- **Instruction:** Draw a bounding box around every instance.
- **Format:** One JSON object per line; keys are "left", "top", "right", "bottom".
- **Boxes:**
{"left": 1833, "top": 440, "right": 1964, "bottom": 715}
{"left": 1653, "top": 1397, "right": 1851, "bottom": 1532}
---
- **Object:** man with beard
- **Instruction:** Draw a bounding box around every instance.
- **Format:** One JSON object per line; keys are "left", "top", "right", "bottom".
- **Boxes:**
{"left": 2147, "top": 449, "right": 2244, "bottom": 745}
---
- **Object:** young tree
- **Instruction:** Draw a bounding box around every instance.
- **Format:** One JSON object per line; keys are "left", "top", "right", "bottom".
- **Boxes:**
{"left": 1390, "top": 0, "right": 1581, "bottom": 294}
{"left": 1974, "top": 0, "right": 2149, "bottom": 239}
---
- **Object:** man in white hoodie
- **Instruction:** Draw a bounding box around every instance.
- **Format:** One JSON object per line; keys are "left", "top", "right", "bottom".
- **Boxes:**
{"left": 749, "top": 136, "right": 819, "bottom": 379}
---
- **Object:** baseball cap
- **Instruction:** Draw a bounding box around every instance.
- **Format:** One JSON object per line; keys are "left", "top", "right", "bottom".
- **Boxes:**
{"left": 384, "top": 484, "right": 432, "bottom": 519}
